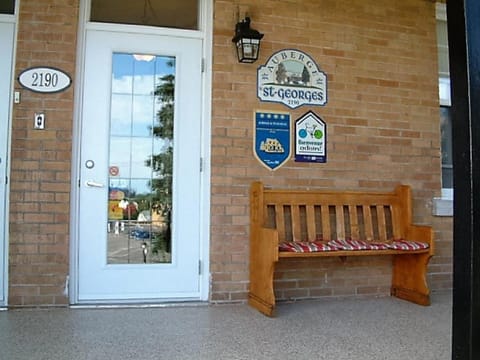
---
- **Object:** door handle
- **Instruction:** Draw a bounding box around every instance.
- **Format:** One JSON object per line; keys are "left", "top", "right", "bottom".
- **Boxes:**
{"left": 85, "top": 180, "right": 105, "bottom": 188}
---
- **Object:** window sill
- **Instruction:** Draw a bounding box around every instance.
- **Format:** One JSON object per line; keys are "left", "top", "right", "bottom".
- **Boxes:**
{"left": 432, "top": 189, "right": 453, "bottom": 217}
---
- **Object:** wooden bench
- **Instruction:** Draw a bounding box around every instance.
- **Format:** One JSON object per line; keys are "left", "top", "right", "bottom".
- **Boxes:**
{"left": 249, "top": 181, "right": 434, "bottom": 316}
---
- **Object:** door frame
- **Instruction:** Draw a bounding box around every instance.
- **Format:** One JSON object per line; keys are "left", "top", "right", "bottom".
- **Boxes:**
{"left": 70, "top": 0, "right": 213, "bottom": 304}
{"left": 0, "top": 6, "right": 19, "bottom": 307}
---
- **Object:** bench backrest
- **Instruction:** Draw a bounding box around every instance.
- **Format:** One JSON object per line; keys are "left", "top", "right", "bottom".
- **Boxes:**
{"left": 250, "top": 182, "right": 413, "bottom": 243}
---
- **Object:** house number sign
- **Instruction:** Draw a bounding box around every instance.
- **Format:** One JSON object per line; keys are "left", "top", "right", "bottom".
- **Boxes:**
{"left": 18, "top": 66, "right": 72, "bottom": 93}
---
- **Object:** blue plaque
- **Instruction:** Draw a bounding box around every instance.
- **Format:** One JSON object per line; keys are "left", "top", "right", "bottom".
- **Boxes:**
{"left": 254, "top": 111, "right": 291, "bottom": 171}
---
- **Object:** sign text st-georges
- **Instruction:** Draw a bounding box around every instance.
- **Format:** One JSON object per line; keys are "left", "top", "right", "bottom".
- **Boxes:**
{"left": 257, "top": 49, "right": 327, "bottom": 109}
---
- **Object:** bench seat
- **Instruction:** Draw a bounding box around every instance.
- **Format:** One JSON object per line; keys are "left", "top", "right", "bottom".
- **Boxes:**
{"left": 279, "top": 239, "right": 429, "bottom": 253}
{"left": 249, "top": 181, "right": 434, "bottom": 316}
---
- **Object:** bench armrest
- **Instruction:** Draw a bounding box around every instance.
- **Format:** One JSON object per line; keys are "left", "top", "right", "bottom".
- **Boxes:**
{"left": 407, "top": 225, "right": 435, "bottom": 255}
{"left": 251, "top": 226, "right": 279, "bottom": 262}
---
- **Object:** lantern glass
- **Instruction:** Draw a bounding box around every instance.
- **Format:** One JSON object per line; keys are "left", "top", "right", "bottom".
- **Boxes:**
{"left": 236, "top": 38, "right": 260, "bottom": 63}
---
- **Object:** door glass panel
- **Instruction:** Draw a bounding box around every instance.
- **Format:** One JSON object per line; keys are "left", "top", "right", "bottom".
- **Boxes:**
{"left": 108, "top": 53, "right": 175, "bottom": 264}
{"left": 0, "top": 0, "right": 15, "bottom": 14}
{"left": 90, "top": 0, "right": 198, "bottom": 30}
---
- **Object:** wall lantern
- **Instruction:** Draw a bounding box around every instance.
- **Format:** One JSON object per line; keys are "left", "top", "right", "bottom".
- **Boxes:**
{"left": 232, "top": 17, "right": 264, "bottom": 63}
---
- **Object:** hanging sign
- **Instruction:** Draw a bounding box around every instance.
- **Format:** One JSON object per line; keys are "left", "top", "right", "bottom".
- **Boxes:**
{"left": 295, "top": 111, "right": 327, "bottom": 163}
{"left": 257, "top": 49, "right": 327, "bottom": 109}
{"left": 18, "top": 66, "right": 72, "bottom": 93}
{"left": 254, "top": 111, "right": 291, "bottom": 171}
{"left": 108, "top": 188, "right": 125, "bottom": 221}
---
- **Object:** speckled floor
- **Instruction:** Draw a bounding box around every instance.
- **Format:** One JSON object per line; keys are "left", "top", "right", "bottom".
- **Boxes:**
{"left": 0, "top": 292, "right": 451, "bottom": 360}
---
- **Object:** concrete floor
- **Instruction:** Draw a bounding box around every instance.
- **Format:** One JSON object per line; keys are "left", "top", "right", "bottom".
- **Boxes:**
{"left": 0, "top": 291, "right": 452, "bottom": 360}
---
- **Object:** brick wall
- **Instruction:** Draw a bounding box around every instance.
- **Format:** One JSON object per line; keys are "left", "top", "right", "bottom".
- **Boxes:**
{"left": 429, "top": 217, "right": 453, "bottom": 290}
{"left": 6, "top": 0, "right": 452, "bottom": 307}
{"left": 210, "top": 0, "right": 451, "bottom": 302}
{"left": 9, "top": 0, "right": 78, "bottom": 306}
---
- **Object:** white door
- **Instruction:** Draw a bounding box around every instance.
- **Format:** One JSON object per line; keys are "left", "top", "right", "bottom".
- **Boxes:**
{"left": 0, "top": 20, "right": 15, "bottom": 306}
{"left": 77, "top": 29, "right": 203, "bottom": 302}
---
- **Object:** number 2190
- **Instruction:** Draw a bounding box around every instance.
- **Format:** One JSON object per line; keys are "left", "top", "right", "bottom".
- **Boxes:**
{"left": 31, "top": 72, "right": 59, "bottom": 88}
{"left": 18, "top": 66, "right": 71, "bottom": 93}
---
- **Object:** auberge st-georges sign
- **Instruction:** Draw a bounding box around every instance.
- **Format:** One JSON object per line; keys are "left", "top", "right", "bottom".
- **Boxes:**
{"left": 257, "top": 49, "right": 327, "bottom": 109}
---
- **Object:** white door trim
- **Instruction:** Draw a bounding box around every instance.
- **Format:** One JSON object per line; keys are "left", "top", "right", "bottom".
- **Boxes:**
{"left": 0, "top": 7, "right": 19, "bottom": 307}
{"left": 70, "top": 0, "right": 212, "bottom": 304}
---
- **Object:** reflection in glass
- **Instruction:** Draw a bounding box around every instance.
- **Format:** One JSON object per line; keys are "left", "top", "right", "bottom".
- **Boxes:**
{"left": 440, "top": 106, "right": 453, "bottom": 189}
{"left": 108, "top": 53, "right": 175, "bottom": 264}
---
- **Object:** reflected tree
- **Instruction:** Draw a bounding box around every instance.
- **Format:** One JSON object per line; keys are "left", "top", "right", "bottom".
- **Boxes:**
{"left": 302, "top": 65, "right": 310, "bottom": 85}
{"left": 276, "top": 63, "right": 287, "bottom": 84}
{"left": 146, "top": 60, "right": 175, "bottom": 254}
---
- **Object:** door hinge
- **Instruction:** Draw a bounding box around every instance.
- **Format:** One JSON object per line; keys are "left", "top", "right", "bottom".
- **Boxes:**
{"left": 201, "top": 58, "right": 206, "bottom": 73}
{"left": 198, "top": 260, "right": 202, "bottom": 275}
{"left": 200, "top": 157, "right": 203, "bottom": 172}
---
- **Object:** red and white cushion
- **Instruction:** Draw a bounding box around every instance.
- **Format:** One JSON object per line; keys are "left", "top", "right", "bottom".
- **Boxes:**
{"left": 278, "top": 242, "right": 315, "bottom": 252}
{"left": 366, "top": 242, "right": 390, "bottom": 250}
{"left": 279, "top": 238, "right": 429, "bottom": 252}
{"left": 327, "top": 239, "right": 370, "bottom": 250}
{"left": 387, "top": 239, "right": 429, "bottom": 250}
{"left": 279, "top": 241, "right": 338, "bottom": 253}
{"left": 311, "top": 241, "right": 340, "bottom": 251}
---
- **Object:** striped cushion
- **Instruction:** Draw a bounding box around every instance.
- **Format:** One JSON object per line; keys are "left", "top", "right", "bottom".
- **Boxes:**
{"left": 387, "top": 240, "right": 429, "bottom": 250}
{"left": 279, "top": 241, "right": 338, "bottom": 252}
{"left": 332, "top": 240, "right": 391, "bottom": 250}
{"left": 328, "top": 239, "right": 370, "bottom": 250}
{"left": 366, "top": 242, "right": 390, "bottom": 250}
{"left": 312, "top": 241, "right": 340, "bottom": 251}
{"left": 279, "top": 239, "right": 429, "bottom": 252}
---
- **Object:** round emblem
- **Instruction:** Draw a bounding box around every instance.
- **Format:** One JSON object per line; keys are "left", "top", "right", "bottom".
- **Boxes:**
{"left": 109, "top": 166, "right": 119, "bottom": 176}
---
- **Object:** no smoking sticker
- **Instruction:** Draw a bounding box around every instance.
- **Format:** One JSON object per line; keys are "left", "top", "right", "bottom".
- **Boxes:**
{"left": 109, "top": 166, "right": 119, "bottom": 177}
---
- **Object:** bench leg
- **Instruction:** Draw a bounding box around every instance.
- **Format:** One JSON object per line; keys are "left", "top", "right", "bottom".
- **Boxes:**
{"left": 248, "top": 227, "right": 278, "bottom": 316}
{"left": 391, "top": 253, "right": 432, "bottom": 306}
{"left": 248, "top": 257, "right": 276, "bottom": 316}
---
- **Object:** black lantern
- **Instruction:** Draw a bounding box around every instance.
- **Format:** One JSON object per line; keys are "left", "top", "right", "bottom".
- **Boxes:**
{"left": 232, "top": 17, "right": 264, "bottom": 63}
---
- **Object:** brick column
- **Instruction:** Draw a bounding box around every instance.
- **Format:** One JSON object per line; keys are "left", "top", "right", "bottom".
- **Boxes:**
{"left": 9, "top": 0, "right": 79, "bottom": 306}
